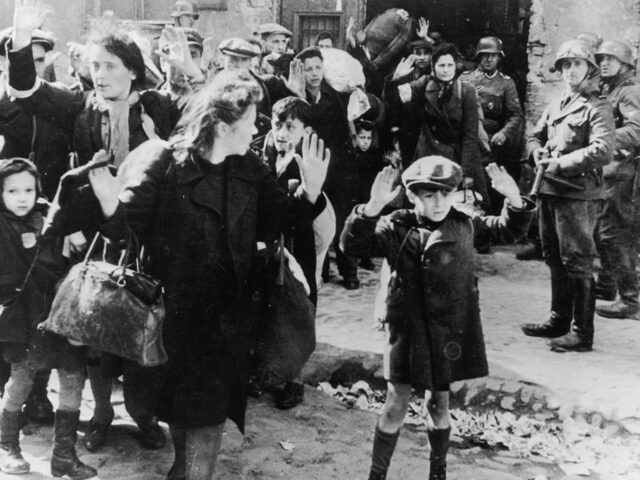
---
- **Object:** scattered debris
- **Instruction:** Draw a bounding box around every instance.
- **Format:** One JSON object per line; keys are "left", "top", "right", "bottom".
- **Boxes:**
{"left": 317, "top": 381, "right": 640, "bottom": 477}
{"left": 559, "top": 462, "right": 590, "bottom": 476}
{"left": 279, "top": 440, "right": 295, "bottom": 451}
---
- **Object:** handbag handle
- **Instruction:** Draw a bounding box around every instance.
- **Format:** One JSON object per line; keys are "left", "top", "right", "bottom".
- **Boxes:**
{"left": 82, "top": 232, "right": 140, "bottom": 283}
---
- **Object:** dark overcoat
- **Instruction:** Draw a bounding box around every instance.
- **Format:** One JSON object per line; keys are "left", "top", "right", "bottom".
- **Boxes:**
{"left": 385, "top": 75, "right": 489, "bottom": 203}
{"left": 340, "top": 201, "right": 533, "bottom": 393}
{"left": 99, "top": 140, "right": 325, "bottom": 431}
{"left": 0, "top": 204, "right": 83, "bottom": 369}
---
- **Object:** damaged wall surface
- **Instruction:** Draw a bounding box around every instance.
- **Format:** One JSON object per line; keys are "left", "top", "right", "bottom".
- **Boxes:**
{"left": 526, "top": 0, "right": 639, "bottom": 127}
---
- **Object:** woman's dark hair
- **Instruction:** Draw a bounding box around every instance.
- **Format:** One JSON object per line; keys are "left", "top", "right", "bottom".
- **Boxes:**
{"left": 88, "top": 31, "right": 146, "bottom": 90}
{"left": 272, "top": 96, "right": 312, "bottom": 126}
{"left": 316, "top": 32, "right": 334, "bottom": 45}
{"left": 295, "top": 46, "right": 323, "bottom": 64}
{"left": 431, "top": 42, "right": 462, "bottom": 65}
{"left": 171, "top": 70, "right": 263, "bottom": 161}
{"left": 0, "top": 158, "right": 41, "bottom": 205}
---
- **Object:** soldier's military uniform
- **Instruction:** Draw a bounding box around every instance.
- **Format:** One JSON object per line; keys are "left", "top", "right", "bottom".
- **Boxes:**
{"left": 594, "top": 41, "right": 640, "bottom": 318}
{"left": 521, "top": 39, "right": 615, "bottom": 352}
{"left": 460, "top": 37, "right": 524, "bottom": 213}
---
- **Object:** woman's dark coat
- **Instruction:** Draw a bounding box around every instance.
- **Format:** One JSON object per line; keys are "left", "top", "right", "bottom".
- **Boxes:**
{"left": 8, "top": 44, "right": 181, "bottom": 167}
{"left": 98, "top": 140, "right": 326, "bottom": 431}
{"left": 340, "top": 201, "right": 533, "bottom": 392}
{"left": 384, "top": 76, "right": 489, "bottom": 204}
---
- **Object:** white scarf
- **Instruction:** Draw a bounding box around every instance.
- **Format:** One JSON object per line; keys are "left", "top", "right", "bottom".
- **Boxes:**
{"left": 93, "top": 91, "right": 159, "bottom": 167}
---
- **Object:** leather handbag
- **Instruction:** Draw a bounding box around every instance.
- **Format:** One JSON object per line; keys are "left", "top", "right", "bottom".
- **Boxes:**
{"left": 253, "top": 236, "right": 316, "bottom": 387}
{"left": 40, "top": 233, "right": 168, "bottom": 367}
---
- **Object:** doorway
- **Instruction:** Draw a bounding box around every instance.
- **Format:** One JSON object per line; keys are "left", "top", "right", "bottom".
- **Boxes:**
{"left": 365, "top": 0, "right": 531, "bottom": 104}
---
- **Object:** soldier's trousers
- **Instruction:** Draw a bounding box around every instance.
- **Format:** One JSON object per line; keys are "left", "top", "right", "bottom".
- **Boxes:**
{"left": 539, "top": 196, "right": 602, "bottom": 279}
{"left": 596, "top": 175, "right": 640, "bottom": 305}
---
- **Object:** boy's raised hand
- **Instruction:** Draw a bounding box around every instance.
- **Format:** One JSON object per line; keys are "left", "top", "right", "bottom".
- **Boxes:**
{"left": 364, "top": 166, "right": 401, "bottom": 217}
{"left": 485, "top": 162, "right": 523, "bottom": 208}
{"left": 296, "top": 133, "right": 330, "bottom": 204}
{"left": 283, "top": 58, "right": 306, "bottom": 98}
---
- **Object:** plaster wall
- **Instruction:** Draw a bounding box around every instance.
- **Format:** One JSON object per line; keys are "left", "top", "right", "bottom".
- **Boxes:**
{"left": 526, "top": 0, "right": 639, "bottom": 126}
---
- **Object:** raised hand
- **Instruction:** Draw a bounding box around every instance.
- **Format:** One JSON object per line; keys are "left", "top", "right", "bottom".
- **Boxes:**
{"left": 157, "top": 26, "right": 203, "bottom": 80}
{"left": 296, "top": 133, "right": 330, "bottom": 203}
{"left": 88, "top": 150, "right": 122, "bottom": 218}
{"left": 346, "top": 17, "right": 357, "bottom": 48}
{"left": 13, "top": 0, "right": 49, "bottom": 49}
{"left": 416, "top": 17, "right": 431, "bottom": 40}
{"left": 392, "top": 55, "right": 415, "bottom": 81}
{"left": 485, "top": 162, "right": 523, "bottom": 208}
{"left": 283, "top": 58, "right": 306, "bottom": 98}
{"left": 364, "top": 166, "right": 401, "bottom": 217}
{"left": 201, "top": 36, "right": 217, "bottom": 71}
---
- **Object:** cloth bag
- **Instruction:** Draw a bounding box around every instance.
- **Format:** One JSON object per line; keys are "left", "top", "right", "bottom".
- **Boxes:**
{"left": 40, "top": 233, "right": 168, "bottom": 367}
{"left": 254, "top": 237, "right": 316, "bottom": 387}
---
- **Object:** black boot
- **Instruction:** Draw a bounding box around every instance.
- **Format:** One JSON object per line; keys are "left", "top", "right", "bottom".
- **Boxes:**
{"left": 427, "top": 426, "right": 450, "bottom": 480}
{"left": 550, "top": 278, "right": 595, "bottom": 352}
{"left": 51, "top": 410, "right": 98, "bottom": 480}
{"left": 24, "top": 370, "right": 54, "bottom": 424}
{"left": 83, "top": 408, "right": 113, "bottom": 453}
{"left": 522, "top": 267, "right": 572, "bottom": 338}
{"left": 367, "top": 425, "right": 400, "bottom": 480}
{"left": 0, "top": 410, "right": 29, "bottom": 474}
{"left": 597, "top": 243, "right": 640, "bottom": 319}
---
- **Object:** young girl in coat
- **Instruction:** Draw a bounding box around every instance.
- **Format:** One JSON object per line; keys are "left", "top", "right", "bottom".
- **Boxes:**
{"left": 0, "top": 158, "right": 96, "bottom": 479}
{"left": 340, "top": 157, "right": 534, "bottom": 480}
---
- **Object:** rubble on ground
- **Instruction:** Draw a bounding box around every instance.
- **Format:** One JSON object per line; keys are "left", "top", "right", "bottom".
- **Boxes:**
{"left": 317, "top": 381, "right": 640, "bottom": 477}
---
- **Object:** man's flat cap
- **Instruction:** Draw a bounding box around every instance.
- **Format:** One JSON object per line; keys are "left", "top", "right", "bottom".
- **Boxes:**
{"left": 257, "top": 23, "right": 292, "bottom": 37}
{"left": 0, "top": 27, "right": 55, "bottom": 56}
{"left": 219, "top": 37, "right": 260, "bottom": 58}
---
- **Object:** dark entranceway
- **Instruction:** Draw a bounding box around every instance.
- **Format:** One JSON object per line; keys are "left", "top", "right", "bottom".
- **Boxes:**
{"left": 365, "top": 0, "right": 531, "bottom": 104}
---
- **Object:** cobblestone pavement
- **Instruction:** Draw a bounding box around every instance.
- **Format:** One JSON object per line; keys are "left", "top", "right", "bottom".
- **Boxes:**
{"left": 3, "top": 245, "right": 639, "bottom": 479}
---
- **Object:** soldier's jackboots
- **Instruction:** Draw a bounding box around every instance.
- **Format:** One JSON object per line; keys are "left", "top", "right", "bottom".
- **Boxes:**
{"left": 51, "top": 410, "right": 98, "bottom": 480}
{"left": 596, "top": 244, "right": 640, "bottom": 319}
{"left": 550, "top": 278, "right": 595, "bottom": 352}
{"left": 522, "top": 268, "right": 572, "bottom": 338}
{"left": 0, "top": 410, "right": 29, "bottom": 474}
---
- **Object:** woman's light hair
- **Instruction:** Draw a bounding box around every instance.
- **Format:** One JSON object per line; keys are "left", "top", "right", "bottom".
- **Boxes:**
{"left": 171, "top": 70, "right": 263, "bottom": 162}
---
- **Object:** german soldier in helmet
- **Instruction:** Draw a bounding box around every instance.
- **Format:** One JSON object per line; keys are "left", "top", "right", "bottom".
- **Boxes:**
{"left": 170, "top": 0, "right": 200, "bottom": 28}
{"left": 593, "top": 39, "right": 640, "bottom": 319}
{"left": 460, "top": 36, "right": 524, "bottom": 213}
{"left": 521, "top": 39, "right": 615, "bottom": 352}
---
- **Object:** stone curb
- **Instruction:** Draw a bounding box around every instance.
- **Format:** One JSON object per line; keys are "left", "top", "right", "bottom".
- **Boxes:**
{"left": 303, "top": 342, "right": 639, "bottom": 436}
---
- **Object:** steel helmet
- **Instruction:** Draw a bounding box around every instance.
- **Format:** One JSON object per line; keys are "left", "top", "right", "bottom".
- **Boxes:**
{"left": 170, "top": 1, "right": 200, "bottom": 19}
{"left": 475, "top": 36, "right": 505, "bottom": 59}
{"left": 575, "top": 32, "right": 603, "bottom": 50}
{"left": 596, "top": 40, "right": 635, "bottom": 68}
{"left": 553, "top": 39, "right": 598, "bottom": 71}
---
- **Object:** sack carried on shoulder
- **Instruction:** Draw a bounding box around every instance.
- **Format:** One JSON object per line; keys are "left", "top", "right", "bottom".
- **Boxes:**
{"left": 40, "top": 233, "right": 168, "bottom": 367}
{"left": 254, "top": 238, "right": 316, "bottom": 387}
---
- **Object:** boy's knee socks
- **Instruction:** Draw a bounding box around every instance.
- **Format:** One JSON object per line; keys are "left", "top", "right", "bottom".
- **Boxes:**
{"left": 370, "top": 424, "right": 400, "bottom": 476}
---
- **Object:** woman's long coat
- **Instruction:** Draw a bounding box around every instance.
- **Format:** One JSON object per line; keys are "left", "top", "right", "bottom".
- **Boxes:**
{"left": 384, "top": 76, "right": 489, "bottom": 203}
{"left": 98, "top": 140, "right": 325, "bottom": 431}
{"left": 340, "top": 202, "right": 533, "bottom": 392}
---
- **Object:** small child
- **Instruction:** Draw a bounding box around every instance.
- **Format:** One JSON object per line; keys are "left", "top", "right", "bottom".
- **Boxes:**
{"left": 353, "top": 120, "right": 385, "bottom": 205}
{"left": 340, "top": 156, "right": 534, "bottom": 480}
{"left": 0, "top": 158, "right": 96, "bottom": 478}
{"left": 353, "top": 120, "right": 386, "bottom": 270}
